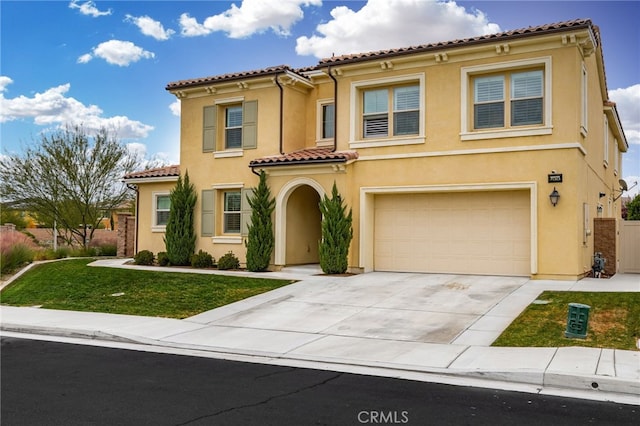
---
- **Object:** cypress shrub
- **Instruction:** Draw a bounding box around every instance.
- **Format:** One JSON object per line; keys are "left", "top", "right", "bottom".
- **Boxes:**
{"left": 318, "top": 182, "right": 353, "bottom": 274}
{"left": 245, "top": 170, "right": 275, "bottom": 272}
{"left": 164, "top": 172, "right": 197, "bottom": 266}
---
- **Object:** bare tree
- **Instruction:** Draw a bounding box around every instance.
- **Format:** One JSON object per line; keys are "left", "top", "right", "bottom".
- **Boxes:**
{"left": 0, "top": 126, "right": 141, "bottom": 248}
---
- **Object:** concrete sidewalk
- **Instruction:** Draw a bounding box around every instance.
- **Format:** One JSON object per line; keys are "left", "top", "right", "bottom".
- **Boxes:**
{"left": 1, "top": 259, "right": 638, "bottom": 405}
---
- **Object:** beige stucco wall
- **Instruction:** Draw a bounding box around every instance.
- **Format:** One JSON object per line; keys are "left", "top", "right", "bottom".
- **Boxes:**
{"left": 132, "top": 26, "right": 625, "bottom": 279}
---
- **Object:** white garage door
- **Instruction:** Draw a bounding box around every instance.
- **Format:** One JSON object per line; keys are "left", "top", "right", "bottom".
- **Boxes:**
{"left": 374, "top": 191, "right": 530, "bottom": 276}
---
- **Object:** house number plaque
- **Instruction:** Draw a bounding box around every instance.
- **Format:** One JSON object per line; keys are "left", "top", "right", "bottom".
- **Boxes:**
{"left": 548, "top": 173, "right": 563, "bottom": 183}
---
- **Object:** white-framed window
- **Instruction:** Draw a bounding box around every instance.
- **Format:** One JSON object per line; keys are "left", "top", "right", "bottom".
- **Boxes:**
{"left": 225, "top": 105, "right": 243, "bottom": 149}
{"left": 581, "top": 63, "right": 588, "bottom": 136}
{"left": 316, "top": 99, "right": 335, "bottom": 144}
{"left": 152, "top": 192, "right": 170, "bottom": 231}
{"left": 322, "top": 103, "right": 335, "bottom": 139}
{"left": 461, "top": 57, "right": 552, "bottom": 141}
{"left": 603, "top": 114, "right": 609, "bottom": 167}
{"left": 349, "top": 73, "right": 425, "bottom": 148}
{"left": 223, "top": 190, "right": 241, "bottom": 234}
{"left": 362, "top": 85, "right": 420, "bottom": 138}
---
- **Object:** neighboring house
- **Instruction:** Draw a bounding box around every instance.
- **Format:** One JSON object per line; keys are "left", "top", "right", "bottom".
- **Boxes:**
{"left": 124, "top": 19, "right": 628, "bottom": 280}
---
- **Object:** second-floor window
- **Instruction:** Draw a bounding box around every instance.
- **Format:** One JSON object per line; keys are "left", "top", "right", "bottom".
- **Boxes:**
{"left": 225, "top": 105, "right": 243, "bottom": 149}
{"left": 223, "top": 191, "right": 241, "bottom": 233}
{"left": 473, "top": 70, "right": 543, "bottom": 130}
{"left": 322, "top": 103, "right": 335, "bottom": 139}
{"left": 363, "top": 85, "right": 419, "bottom": 138}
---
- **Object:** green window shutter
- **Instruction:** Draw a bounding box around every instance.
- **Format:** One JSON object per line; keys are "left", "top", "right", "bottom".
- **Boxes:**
{"left": 203, "top": 106, "right": 217, "bottom": 152}
{"left": 201, "top": 189, "right": 215, "bottom": 237}
{"left": 242, "top": 100, "right": 257, "bottom": 149}
{"left": 241, "top": 188, "right": 255, "bottom": 236}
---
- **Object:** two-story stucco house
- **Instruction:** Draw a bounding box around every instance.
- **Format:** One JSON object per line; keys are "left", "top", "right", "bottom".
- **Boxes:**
{"left": 124, "top": 19, "right": 628, "bottom": 280}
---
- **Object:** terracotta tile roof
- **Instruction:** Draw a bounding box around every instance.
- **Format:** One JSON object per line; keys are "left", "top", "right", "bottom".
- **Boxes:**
{"left": 318, "top": 19, "right": 596, "bottom": 66}
{"left": 123, "top": 165, "right": 180, "bottom": 180}
{"left": 166, "top": 65, "right": 300, "bottom": 91}
{"left": 165, "top": 19, "right": 598, "bottom": 92}
{"left": 249, "top": 148, "right": 358, "bottom": 167}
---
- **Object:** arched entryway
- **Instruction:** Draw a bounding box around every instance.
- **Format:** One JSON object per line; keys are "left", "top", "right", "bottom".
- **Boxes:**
{"left": 275, "top": 178, "right": 325, "bottom": 267}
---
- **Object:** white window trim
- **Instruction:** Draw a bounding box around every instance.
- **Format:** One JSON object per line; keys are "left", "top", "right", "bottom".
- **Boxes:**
{"left": 152, "top": 191, "right": 170, "bottom": 232}
{"left": 316, "top": 98, "right": 335, "bottom": 145}
{"left": 580, "top": 63, "right": 588, "bottom": 137}
{"left": 460, "top": 57, "right": 552, "bottom": 141}
{"left": 214, "top": 96, "right": 245, "bottom": 105}
{"left": 614, "top": 140, "right": 619, "bottom": 175}
{"left": 210, "top": 183, "right": 244, "bottom": 241}
{"left": 214, "top": 149, "right": 243, "bottom": 158}
{"left": 349, "top": 73, "right": 425, "bottom": 148}
{"left": 603, "top": 114, "right": 609, "bottom": 167}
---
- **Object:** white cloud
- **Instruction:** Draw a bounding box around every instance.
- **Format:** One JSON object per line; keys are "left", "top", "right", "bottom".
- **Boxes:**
{"left": 169, "top": 100, "right": 181, "bottom": 117}
{"left": 179, "top": 0, "right": 322, "bottom": 38}
{"left": 609, "top": 84, "right": 640, "bottom": 146}
{"left": 125, "top": 14, "right": 175, "bottom": 41}
{"left": 0, "top": 76, "right": 13, "bottom": 92}
{"left": 79, "top": 40, "right": 155, "bottom": 66}
{"left": 68, "top": 1, "right": 112, "bottom": 18}
{"left": 296, "top": 0, "right": 500, "bottom": 58}
{"left": 0, "top": 80, "right": 153, "bottom": 139}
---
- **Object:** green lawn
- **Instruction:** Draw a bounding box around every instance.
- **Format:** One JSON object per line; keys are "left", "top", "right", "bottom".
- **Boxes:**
{"left": 493, "top": 291, "right": 640, "bottom": 351}
{"left": 0, "top": 259, "right": 295, "bottom": 319}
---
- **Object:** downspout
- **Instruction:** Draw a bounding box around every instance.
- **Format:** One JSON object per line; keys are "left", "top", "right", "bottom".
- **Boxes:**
{"left": 274, "top": 73, "right": 284, "bottom": 155}
{"left": 126, "top": 183, "right": 139, "bottom": 254}
{"left": 328, "top": 66, "right": 338, "bottom": 152}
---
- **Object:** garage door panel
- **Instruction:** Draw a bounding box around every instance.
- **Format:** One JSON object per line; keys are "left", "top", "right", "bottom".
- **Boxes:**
{"left": 374, "top": 191, "right": 530, "bottom": 276}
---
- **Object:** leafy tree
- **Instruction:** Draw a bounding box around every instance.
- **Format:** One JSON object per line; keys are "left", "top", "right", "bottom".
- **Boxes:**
{"left": 626, "top": 194, "right": 640, "bottom": 220}
{"left": 0, "top": 206, "right": 29, "bottom": 230}
{"left": 318, "top": 182, "right": 353, "bottom": 274}
{"left": 0, "top": 126, "right": 139, "bottom": 247}
{"left": 164, "top": 172, "right": 197, "bottom": 266}
{"left": 245, "top": 170, "right": 275, "bottom": 272}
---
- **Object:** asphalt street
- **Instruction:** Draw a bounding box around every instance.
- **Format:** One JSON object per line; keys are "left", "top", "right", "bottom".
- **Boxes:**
{"left": 1, "top": 337, "right": 637, "bottom": 425}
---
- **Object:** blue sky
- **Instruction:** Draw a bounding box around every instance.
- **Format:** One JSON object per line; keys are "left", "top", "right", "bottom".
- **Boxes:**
{"left": 1, "top": 0, "right": 639, "bottom": 195}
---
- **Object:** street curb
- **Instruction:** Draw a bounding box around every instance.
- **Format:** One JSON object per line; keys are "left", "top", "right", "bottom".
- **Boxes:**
{"left": 3, "top": 323, "right": 638, "bottom": 404}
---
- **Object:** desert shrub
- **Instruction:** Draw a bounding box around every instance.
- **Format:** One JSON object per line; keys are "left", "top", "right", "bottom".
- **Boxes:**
{"left": 1, "top": 245, "right": 34, "bottom": 275}
{"left": 133, "top": 250, "right": 154, "bottom": 265}
{"left": 217, "top": 251, "right": 240, "bottom": 270}
{"left": 191, "top": 250, "right": 214, "bottom": 268}
{"left": 157, "top": 251, "right": 170, "bottom": 266}
{"left": 0, "top": 230, "right": 38, "bottom": 274}
{"left": 92, "top": 244, "right": 117, "bottom": 256}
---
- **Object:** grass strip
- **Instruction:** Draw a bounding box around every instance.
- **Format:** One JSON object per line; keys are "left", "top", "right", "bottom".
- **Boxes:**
{"left": 493, "top": 291, "right": 640, "bottom": 351}
{"left": 0, "top": 259, "right": 295, "bottom": 319}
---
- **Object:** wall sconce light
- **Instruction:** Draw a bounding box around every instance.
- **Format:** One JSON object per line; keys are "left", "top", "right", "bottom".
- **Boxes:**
{"left": 597, "top": 204, "right": 603, "bottom": 215}
{"left": 599, "top": 192, "right": 606, "bottom": 198}
{"left": 549, "top": 187, "right": 560, "bottom": 207}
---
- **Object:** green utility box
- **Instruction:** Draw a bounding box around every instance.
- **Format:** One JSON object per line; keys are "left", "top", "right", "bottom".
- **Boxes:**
{"left": 565, "top": 303, "right": 590, "bottom": 339}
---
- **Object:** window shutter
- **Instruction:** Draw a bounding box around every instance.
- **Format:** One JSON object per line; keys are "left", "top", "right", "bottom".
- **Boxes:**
{"left": 242, "top": 100, "right": 257, "bottom": 149}
{"left": 201, "top": 189, "right": 214, "bottom": 237}
{"left": 241, "top": 188, "right": 255, "bottom": 236}
{"left": 203, "top": 106, "right": 217, "bottom": 152}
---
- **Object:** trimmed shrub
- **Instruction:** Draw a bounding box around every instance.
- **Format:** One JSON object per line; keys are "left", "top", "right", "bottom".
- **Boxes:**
{"left": 157, "top": 251, "right": 170, "bottom": 266}
{"left": 164, "top": 172, "right": 197, "bottom": 266}
{"left": 318, "top": 182, "right": 353, "bottom": 274}
{"left": 191, "top": 250, "right": 214, "bottom": 268}
{"left": 133, "top": 250, "right": 154, "bottom": 265}
{"left": 217, "top": 251, "right": 240, "bottom": 270}
{"left": 245, "top": 170, "right": 275, "bottom": 272}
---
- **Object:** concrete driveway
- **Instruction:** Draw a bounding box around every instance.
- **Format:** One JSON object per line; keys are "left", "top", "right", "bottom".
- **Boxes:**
{"left": 187, "top": 270, "right": 531, "bottom": 346}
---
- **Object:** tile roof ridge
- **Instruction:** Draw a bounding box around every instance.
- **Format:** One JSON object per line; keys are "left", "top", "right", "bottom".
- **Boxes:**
{"left": 318, "top": 18, "right": 593, "bottom": 66}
